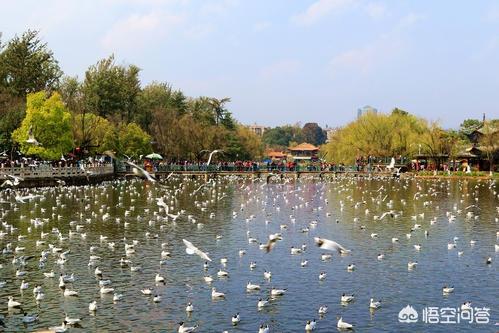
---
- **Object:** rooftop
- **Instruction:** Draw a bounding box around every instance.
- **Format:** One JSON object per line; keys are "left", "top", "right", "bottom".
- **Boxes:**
{"left": 288, "top": 143, "right": 319, "bottom": 151}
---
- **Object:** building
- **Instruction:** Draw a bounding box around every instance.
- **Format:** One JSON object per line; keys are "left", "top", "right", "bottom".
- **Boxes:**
{"left": 324, "top": 126, "right": 340, "bottom": 143}
{"left": 265, "top": 149, "right": 287, "bottom": 161}
{"left": 288, "top": 143, "right": 319, "bottom": 161}
{"left": 247, "top": 124, "right": 268, "bottom": 137}
{"left": 357, "top": 105, "right": 378, "bottom": 118}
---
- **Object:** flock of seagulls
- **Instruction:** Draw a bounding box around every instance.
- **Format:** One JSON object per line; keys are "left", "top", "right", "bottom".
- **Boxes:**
{"left": 0, "top": 169, "right": 496, "bottom": 332}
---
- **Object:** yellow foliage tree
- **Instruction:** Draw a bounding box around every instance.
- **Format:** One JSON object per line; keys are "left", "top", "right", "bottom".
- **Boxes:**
{"left": 12, "top": 91, "right": 73, "bottom": 160}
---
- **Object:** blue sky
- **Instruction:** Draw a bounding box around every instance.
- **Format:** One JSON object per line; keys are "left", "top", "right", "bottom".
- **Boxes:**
{"left": 1, "top": 0, "right": 499, "bottom": 128}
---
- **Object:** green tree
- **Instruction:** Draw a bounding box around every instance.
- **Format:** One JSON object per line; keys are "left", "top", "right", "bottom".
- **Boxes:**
{"left": 134, "top": 82, "right": 189, "bottom": 131}
{"left": 302, "top": 122, "right": 326, "bottom": 146}
{"left": 420, "top": 122, "right": 447, "bottom": 166}
{"left": 83, "top": 55, "right": 140, "bottom": 122}
{"left": 262, "top": 125, "right": 303, "bottom": 148}
{"left": 0, "top": 92, "right": 24, "bottom": 153}
{"left": 235, "top": 125, "right": 264, "bottom": 160}
{"left": 72, "top": 113, "right": 114, "bottom": 154}
{"left": 391, "top": 107, "right": 409, "bottom": 116}
{"left": 440, "top": 129, "right": 467, "bottom": 171}
{"left": 189, "top": 96, "right": 217, "bottom": 126}
{"left": 12, "top": 91, "right": 73, "bottom": 159}
{"left": 323, "top": 111, "right": 428, "bottom": 164}
{"left": 209, "top": 97, "right": 231, "bottom": 126}
{"left": 479, "top": 120, "right": 499, "bottom": 174}
{"left": 459, "top": 118, "right": 481, "bottom": 136}
{"left": 117, "top": 122, "right": 152, "bottom": 158}
{"left": 0, "top": 30, "right": 62, "bottom": 97}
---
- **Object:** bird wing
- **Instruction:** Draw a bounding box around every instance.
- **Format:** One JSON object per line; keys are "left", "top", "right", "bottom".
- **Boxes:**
{"left": 183, "top": 239, "right": 211, "bottom": 261}
{"left": 207, "top": 149, "right": 223, "bottom": 166}
{"left": 263, "top": 237, "right": 279, "bottom": 253}
{"left": 379, "top": 212, "right": 389, "bottom": 220}
{"left": 314, "top": 237, "right": 350, "bottom": 254}
{"left": 7, "top": 174, "right": 23, "bottom": 181}
{"left": 125, "top": 161, "right": 156, "bottom": 182}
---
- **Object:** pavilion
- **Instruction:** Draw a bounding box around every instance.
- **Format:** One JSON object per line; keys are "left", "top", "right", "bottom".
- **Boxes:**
{"left": 288, "top": 143, "right": 319, "bottom": 161}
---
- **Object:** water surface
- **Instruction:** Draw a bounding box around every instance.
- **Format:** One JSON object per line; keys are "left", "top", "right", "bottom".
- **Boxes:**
{"left": 0, "top": 176, "right": 497, "bottom": 332}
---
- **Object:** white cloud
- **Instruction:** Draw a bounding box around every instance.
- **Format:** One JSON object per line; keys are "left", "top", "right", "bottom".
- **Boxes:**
{"left": 259, "top": 59, "right": 300, "bottom": 79}
{"left": 101, "top": 11, "right": 184, "bottom": 51}
{"left": 364, "top": 2, "right": 386, "bottom": 19}
{"left": 329, "top": 33, "right": 402, "bottom": 75}
{"left": 485, "top": 6, "right": 499, "bottom": 22}
{"left": 253, "top": 21, "right": 271, "bottom": 32}
{"left": 328, "top": 11, "right": 424, "bottom": 75}
{"left": 399, "top": 12, "right": 425, "bottom": 28}
{"left": 184, "top": 23, "right": 214, "bottom": 39}
{"left": 102, "top": 0, "right": 188, "bottom": 5}
{"left": 292, "top": 0, "right": 356, "bottom": 25}
{"left": 200, "top": 0, "right": 239, "bottom": 16}
{"left": 330, "top": 47, "right": 373, "bottom": 73}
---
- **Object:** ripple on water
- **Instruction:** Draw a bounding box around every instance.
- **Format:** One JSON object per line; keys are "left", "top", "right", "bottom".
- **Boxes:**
{"left": 0, "top": 177, "right": 497, "bottom": 332}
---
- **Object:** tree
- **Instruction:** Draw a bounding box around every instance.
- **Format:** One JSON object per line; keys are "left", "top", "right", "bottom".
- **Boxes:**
{"left": 83, "top": 55, "right": 141, "bottom": 122}
{"left": 323, "top": 111, "right": 428, "bottom": 164}
{"left": 262, "top": 125, "right": 303, "bottom": 148}
{"left": 0, "top": 92, "right": 24, "bottom": 153}
{"left": 0, "top": 30, "right": 62, "bottom": 97}
{"left": 109, "top": 122, "right": 152, "bottom": 158}
{"left": 302, "top": 122, "right": 326, "bottom": 146}
{"left": 134, "top": 82, "right": 189, "bottom": 131}
{"left": 440, "top": 129, "right": 467, "bottom": 171}
{"left": 209, "top": 97, "right": 231, "bottom": 126}
{"left": 189, "top": 96, "right": 217, "bottom": 126}
{"left": 391, "top": 107, "right": 409, "bottom": 116}
{"left": 12, "top": 91, "right": 73, "bottom": 159}
{"left": 459, "top": 119, "right": 481, "bottom": 136}
{"left": 479, "top": 120, "right": 499, "bottom": 174}
{"left": 119, "top": 122, "right": 152, "bottom": 157}
{"left": 234, "top": 125, "right": 264, "bottom": 160}
{"left": 72, "top": 113, "right": 114, "bottom": 154}
{"left": 59, "top": 76, "right": 83, "bottom": 113}
{"left": 420, "top": 122, "right": 447, "bottom": 167}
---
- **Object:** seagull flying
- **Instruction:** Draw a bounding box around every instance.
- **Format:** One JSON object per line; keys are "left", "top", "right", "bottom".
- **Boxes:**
{"left": 124, "top": 160, "right": 156, "bottom": 182}
{"left": 314, "top": 237, "right": 351, "bottom": 254}
{"left": 183, "top": 239, "right": 212, "bottom": 262}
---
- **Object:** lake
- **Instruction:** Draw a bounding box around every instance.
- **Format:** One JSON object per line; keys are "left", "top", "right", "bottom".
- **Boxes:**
{"left": 0, "top": 176, "right": 497, "bottom": 332}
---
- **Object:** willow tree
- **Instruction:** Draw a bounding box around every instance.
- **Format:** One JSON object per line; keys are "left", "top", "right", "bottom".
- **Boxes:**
{"left": 323, "top": 110, "right": 428, "bottom": 164}
{"left": 479, "top": 120, "right": 499, "bottom": 174}
{"left": 12, "top": 91, "right": 73, "bottom": 159}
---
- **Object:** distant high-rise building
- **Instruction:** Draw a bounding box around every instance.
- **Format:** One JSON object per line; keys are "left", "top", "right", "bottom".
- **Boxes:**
{"left": 324, "top": 126, "right": 340, "bottom": 143}
{"left": 357, "top": 105, "right": 378, "bottom": 118}
{"left": 247, "top": 124, "right": 268, "bottom": 136}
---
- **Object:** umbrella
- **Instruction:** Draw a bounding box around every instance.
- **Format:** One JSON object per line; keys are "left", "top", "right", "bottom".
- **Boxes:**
{"left": 145, "top": 153, "right": 163, "bottom": 160}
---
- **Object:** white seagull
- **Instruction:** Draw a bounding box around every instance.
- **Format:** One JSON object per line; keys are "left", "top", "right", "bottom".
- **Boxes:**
{"left": 183, "top": 239, "right": 212, "bottom": 262}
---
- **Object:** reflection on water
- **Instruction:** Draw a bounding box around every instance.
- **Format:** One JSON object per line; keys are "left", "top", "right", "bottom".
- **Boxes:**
{"left": 0, "top": 177, "right": 497, "bottom": 332}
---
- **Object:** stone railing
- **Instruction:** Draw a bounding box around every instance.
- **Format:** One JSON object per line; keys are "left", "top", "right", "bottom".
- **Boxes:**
{"left": 0, "top": 164, "right": 114, "bottom": 179}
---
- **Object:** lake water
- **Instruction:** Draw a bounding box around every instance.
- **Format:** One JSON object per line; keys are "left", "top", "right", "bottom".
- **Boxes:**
{"left": 0, "top": 176, "right": 497, "bottom": 332}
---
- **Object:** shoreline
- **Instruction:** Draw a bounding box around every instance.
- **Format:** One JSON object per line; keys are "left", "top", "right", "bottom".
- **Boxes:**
{"left": 2, "top": 163, "right": 497, "bottom": 190}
